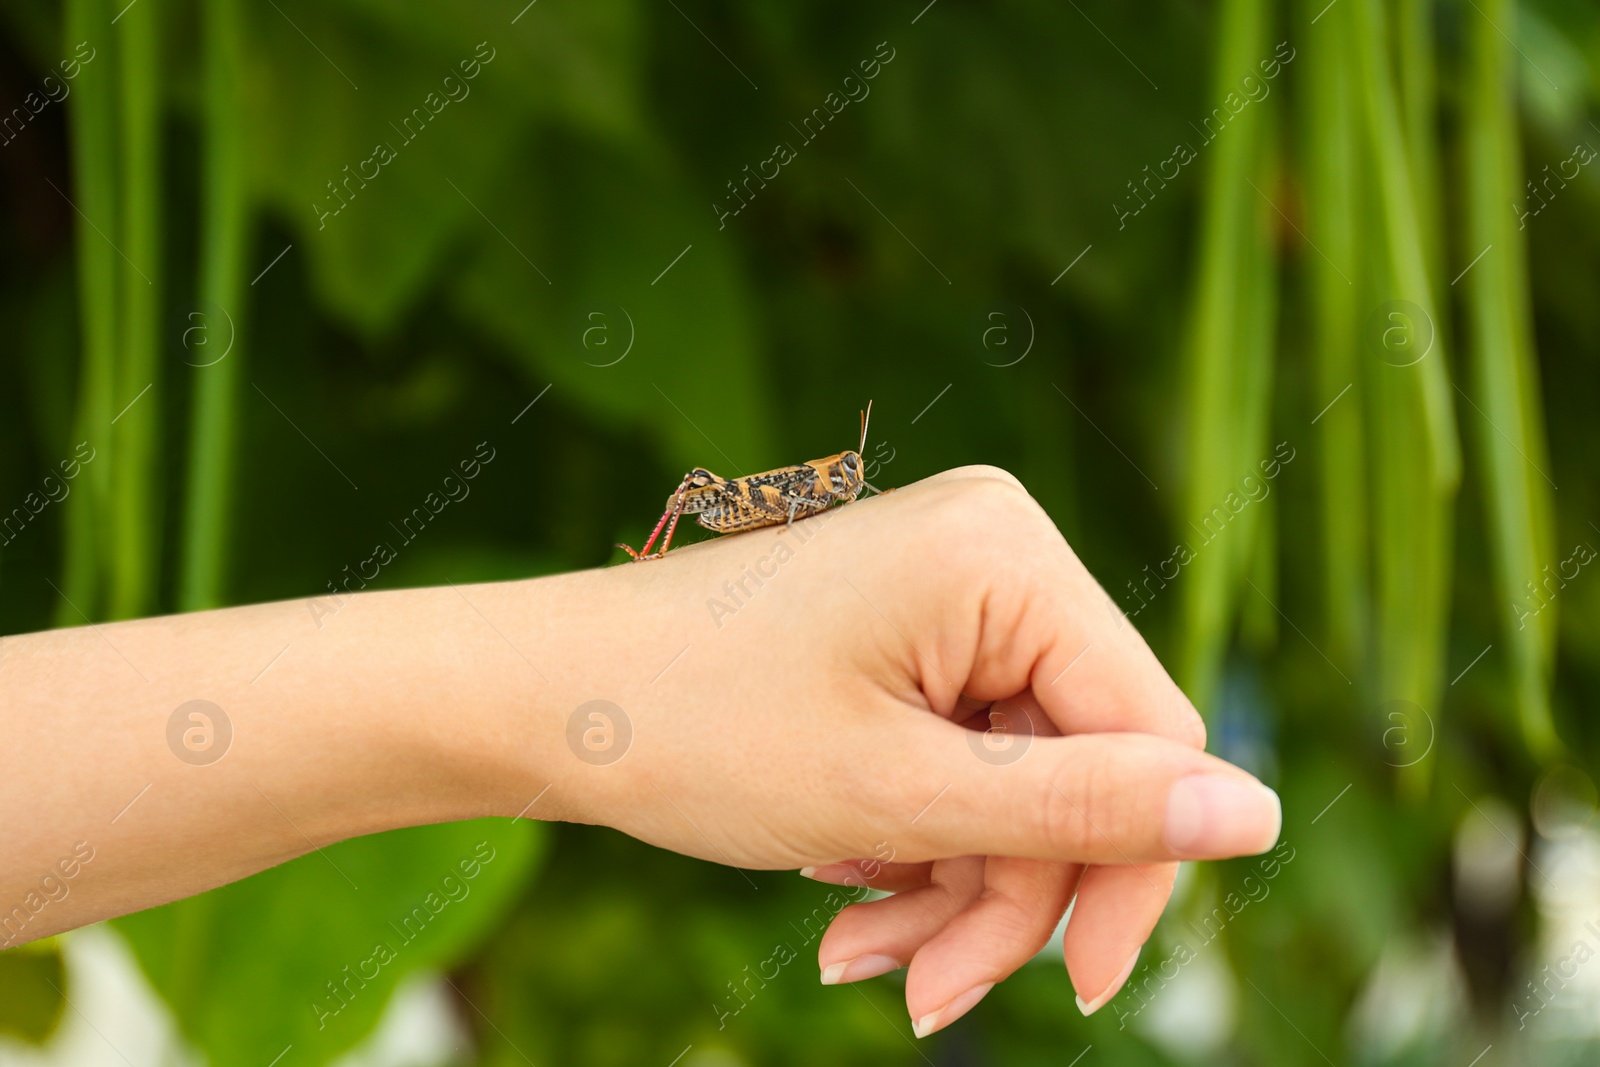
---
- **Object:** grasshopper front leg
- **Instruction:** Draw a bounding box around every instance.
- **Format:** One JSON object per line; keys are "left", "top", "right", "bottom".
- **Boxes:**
{"left": 784, "top": 493, "right": 830, "bottom": 527}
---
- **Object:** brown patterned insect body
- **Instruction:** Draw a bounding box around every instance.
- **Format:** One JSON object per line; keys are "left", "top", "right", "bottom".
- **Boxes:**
{"left": 618, "top": 404, "right": 880, "bottom": 561}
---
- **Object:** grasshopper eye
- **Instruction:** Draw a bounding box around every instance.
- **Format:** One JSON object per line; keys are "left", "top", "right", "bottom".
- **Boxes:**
{"left": 843, "top": 453, "right": 859, "bottom": 475}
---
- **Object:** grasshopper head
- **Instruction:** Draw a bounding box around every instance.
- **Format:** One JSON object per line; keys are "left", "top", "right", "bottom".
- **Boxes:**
{"left": 837, "top": 450, "right": 863, "bottom": 495}
{"left": 833, "top": 400, "right": 873, "bottom": 497}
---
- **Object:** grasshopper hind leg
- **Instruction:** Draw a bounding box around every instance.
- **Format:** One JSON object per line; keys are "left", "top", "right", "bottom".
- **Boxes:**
{"left": 617, "top": 505, "right": 688, "bottom": 560}
{"left": 617, "top": 475, "right": 701, "bottom": 561}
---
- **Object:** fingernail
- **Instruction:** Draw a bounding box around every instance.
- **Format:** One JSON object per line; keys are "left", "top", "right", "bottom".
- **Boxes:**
{"left": 1075, "top": 947, "right": 1140, "bottom": 1016}
{"left": 800, "top": 864, "right": 856, "bottom": 886}
{"left": 1164, "top": 775, "right": 1281, "bottom": 858}
{"left": 912, "top": 982, "right": 993, "bottom": 1038}
{"left": 820, "top": 954, "right": 901, "bottom": 985}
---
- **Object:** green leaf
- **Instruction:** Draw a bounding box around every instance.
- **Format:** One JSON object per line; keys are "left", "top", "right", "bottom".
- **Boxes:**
{"left": 464, "top": 826, "right": 913, "bottom": 1067}
{"left": 1298, "top": 0, "right": 1368, "bottom": 668}
{"left": 60, "top": 0, "right": 119, "bottom": 624}
{"left": 448, "top": 137, "right": 777, "bottom": 478}
{"left": 243, "top": 0, "right": 645, "bottom": 334}
{"left": 109, "top": 0, "right": 163, "bottom": 620}
{"left": 1173, "top": 0, "right": 1280, "bottom": 712}
{"left": 178, "top": 0, "right": 250, "bottom": 613}
{"left": 0, "top": 941, "right": 67, "bottom": 1044}
{"left": 333, "top": 0, "right": 647, "bottom": 142}
{"left": 1462, "top": 0, "right": 1561, "bottom": 757}
{"left": 114, "top": 818, "right": 543, "bottom": 1067}
{"left": 1353, "top": 0, "right": 1460, "bottom": 793}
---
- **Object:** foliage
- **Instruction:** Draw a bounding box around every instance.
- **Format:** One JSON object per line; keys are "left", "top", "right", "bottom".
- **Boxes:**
{"left": 0, "top": 942, "right": 66, "bottom": 1043}
{"left": 117, "top": 820, "right": 542, "bottom": 1067}
{"left": 1, "top": 0, "right": 1599, "bottom": 1063}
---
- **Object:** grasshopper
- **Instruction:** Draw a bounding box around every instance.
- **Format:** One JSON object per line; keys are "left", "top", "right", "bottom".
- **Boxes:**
{"left": 618, "top": 403, "right": 883, "bottom": 561}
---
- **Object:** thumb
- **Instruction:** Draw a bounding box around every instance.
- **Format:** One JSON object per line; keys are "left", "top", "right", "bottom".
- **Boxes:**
{"left": 881, "top": 716, "right": 1281, "bottom": 866}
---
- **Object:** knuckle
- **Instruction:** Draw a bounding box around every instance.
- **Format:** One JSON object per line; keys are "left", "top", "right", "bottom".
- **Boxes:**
{"left": 941, "top": 463, "right": 1027, "bottom": 492}
{"left": 1134, "top": 650, "right": 1207, "bottom": 751}
{"left": 935, "top": 472, "right": 1047, "bottom": 543}
{"left": 1041, "top": 752, "right": 1137, "bottom": 858}
{"left": 975, "top": 886, "right": 1045, "bottom": 946}
{"left": 1039, "top": 767, "right": 1103, "bottom": 857}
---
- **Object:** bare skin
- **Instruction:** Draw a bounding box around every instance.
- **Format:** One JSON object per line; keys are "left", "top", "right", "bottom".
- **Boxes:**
{"left": 0, "top": 466, "right": 1279, "bottom": 1037}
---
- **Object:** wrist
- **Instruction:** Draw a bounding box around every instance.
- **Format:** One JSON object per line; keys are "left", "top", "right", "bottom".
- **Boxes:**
{"left": 392, "top": 570, "right": 635, "bottom": 830}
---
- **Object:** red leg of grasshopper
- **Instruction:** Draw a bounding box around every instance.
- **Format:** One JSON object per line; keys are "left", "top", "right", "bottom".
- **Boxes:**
{"left": 652, "top": 506, "right": 688, "bottom": 558}
{"left": 617, "top": 476, "right": 693, "bottom": 560}
{"left": 621, "top": 504, "right": 688, "bottom": 561}
{"left": 617, "top": 501, "right": 677, "bottom": 560}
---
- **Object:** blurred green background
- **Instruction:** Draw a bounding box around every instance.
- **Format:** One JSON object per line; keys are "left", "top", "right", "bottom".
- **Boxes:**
{"left": 2, "top": 0, "right": 1600, "bottom": 1063}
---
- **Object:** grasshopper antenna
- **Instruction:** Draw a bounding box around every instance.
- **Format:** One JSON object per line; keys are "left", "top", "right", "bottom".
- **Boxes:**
{"left": 858, "top": 399, "right": 885, "bottom": 495}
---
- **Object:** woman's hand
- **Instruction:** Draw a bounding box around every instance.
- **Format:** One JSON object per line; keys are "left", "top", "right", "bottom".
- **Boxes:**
{"left": 540, "top": 466, "right": 1280, "bottom": 1036}
{"left": 1, "top": 465, "right": 1277, "bottom": 1040}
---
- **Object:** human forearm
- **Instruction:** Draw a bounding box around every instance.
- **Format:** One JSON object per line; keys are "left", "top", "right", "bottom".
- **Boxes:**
{"left": 0, "top": 576, "right": 592, "bottom": 945}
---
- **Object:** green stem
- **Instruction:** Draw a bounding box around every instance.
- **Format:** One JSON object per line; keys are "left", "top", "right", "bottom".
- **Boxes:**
{"left": 59, "top": 0, "right": 119, "bottom": 625}
{"left": 1354, "top": 0, "right": 1459, "bottom": 793}
{"left": 1397, "top": 0, "right": 1444, "bottom": 290}
{"left": 180, "top": 0, "right": 249, "bottom": 612}
{"left": 1353, "top": 0, "right": 1459, "bottom": 488}
{"left": 1300, "top": 0, "right": 1367, "bottom": 668}
{"left": 110, "top": 0, "right": 162, "bottom": 619}
{"left": 1174, "top": 0, "right": 1279, "bottom": 713}
{"left": 1462, "top": 0, "right": 1560, "bottom": 757}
